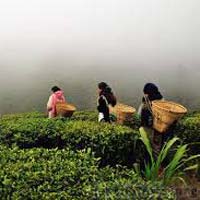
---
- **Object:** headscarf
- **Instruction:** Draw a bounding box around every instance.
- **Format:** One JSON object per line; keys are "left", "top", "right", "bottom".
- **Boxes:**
{"left": 143, "top": 83, "right": 163, "bottom": 101}
{"left": 98, "top": 82, "right": 116, "bottom": 106}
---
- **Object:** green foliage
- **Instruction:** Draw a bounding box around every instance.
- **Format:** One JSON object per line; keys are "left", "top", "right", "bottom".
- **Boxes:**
{"left": 137, "top": 127, "right": 200, "bottom": 185}
{"left": 1, "top": 111, "right": 98, "bottom": 122}
{"left": 4, "top": 110, "right": 200, "bottom": 195}
{"left": 0, "top": 117, "right": 140, "bottom": 166}
{"left": 0, "top": 146, "right": 176, "bottom": 200}
{"left": 62, "top": 120, "right": 140, "bottom": 166}
{"left": 0, "top": 146, "right": 97, "bottom": 199}
{"left": 0, "top": 118, "right": 66, "bottom": 148}
{"left": 1, "top": 111, "right": 45, "bottom": 121}
{"left": 123, "top": 114, "right": 141, "bottom": 129}
{"left": 0, "top": 112, "right": 177, "bottom": 198}
{"left": 173, "top": 111, "right": 200, "bottom": 177}
{"left": 71, "top": 111, "right": 141, "bottom": 129}
{"left": 174, "top": 111, "right": 200, "bottom": 156}
{"left": 94, "top": 167, "right": 176, "bottom": 200}
{"left": 71, "top": 110, "right": 98, "bottom": 122}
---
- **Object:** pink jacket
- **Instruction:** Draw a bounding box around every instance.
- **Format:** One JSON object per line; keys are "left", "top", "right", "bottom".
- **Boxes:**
{"left": 47, "top": 90, "right": 66, "bottom": 118}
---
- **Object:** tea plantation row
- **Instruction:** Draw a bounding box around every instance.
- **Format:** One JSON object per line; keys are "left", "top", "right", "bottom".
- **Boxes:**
{"left": 0, "top": 146, "right": 175, "bottom": 199}
{"left": 0, "top": 111, "right": 199, "bottom": 165}
{"left": 0, "top": 110, "right": 200, "bottom": 199}
{"left": 0, "top": 117, "right": 140, "bottom": 167}
{"left": 0, "top": 111, "right": 176, "bottom": 199}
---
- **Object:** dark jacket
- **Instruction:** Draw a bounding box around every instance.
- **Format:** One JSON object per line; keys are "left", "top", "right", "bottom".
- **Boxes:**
{"left": 97, "top": 95, "right": 110, "bottom": 122}
{"left": 141, "top": 83, "right": 163, "bottom": 127}
{"left": 97, "top": 88, "right": 116, "bottom": 122}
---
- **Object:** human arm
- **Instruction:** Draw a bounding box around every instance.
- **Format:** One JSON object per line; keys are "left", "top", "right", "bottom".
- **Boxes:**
{"left": 47, "top": 95, "right": 53, "bottom": 111}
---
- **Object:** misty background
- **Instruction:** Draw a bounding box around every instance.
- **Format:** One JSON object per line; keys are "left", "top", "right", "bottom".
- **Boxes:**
{"left": 0, "top": 0, "right": 200, "bottom": 114}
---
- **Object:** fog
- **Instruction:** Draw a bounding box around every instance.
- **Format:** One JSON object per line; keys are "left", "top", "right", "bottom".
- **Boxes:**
{"left": 0, "top": 0, "right": 200, "bottom": 114}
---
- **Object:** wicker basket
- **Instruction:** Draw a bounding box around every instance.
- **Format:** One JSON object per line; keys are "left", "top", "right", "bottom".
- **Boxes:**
{"left": 56, "top": 102, "right": 76, "bottom": 118}
{"left": 152, "top": 100, "right": 187, "bottom": 133}
{"left": 109, "top": 103, "right": 136, "bottom": 124}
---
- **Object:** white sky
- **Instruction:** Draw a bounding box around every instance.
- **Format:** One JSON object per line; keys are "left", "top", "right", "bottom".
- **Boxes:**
{"left": 0, "top": 0, "right": 199, "bottom": 70}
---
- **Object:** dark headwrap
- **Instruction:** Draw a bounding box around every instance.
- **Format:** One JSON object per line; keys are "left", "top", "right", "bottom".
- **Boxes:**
{"left": 143, "top": 83, "right": 163, "bottom": 101}
{"left": 51, "top": 86, "right": 61, "bottom": 93}
{"left": 98, "top": 82, "right": 112, "bottom": 95}
{"left": 98, "top": 82, "right": 116, "bottom": 106}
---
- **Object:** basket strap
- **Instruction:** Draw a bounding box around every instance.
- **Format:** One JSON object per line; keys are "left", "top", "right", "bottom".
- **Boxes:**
{"left": 144, "top": 95, "right": 154, "bottom": 116}
{"left": 100, "top": 95, "right": 109, "bottom": 106}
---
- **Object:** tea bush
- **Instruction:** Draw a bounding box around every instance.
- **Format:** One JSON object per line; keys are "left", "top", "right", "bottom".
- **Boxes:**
{"left": 71, "top": 110, "right": 98, "bottom": 122}
{"left": 171, "top": 112, "right": 200, "bottom": 178}
{"left": 0, "top": 118, "right": 68, "bottom": 148}
{"left": 123, "top": 114, "right": 141, "bottom": 129}
{"left": 1, "top": 111, "right": 45, "bottom": 121}
{"left": 0, "top": 118, "right": 141, "bottom": 166}
{"left": 72, "top": 111, "right": 141, "bottom": 128}
{"left": 2, "top": 110, "right": 199, "bottom": 167}
{"left": 94, "top": 167, "right": 176, "bottom": 200}
{"left": 174, "top": 112, "right": 200, "bottom": 156}
{"left": 61, "top": 120, "right": 141, "bottom": 166}
{"left": 71, "top": 111, "right": 141, "bottom": 129}
{"left": 0, "top": 146, "right": 176, "bottom": 200}
{"left": 0, "top": 146, "right": 97, "bottom": 199}
{"left": 1, "top": 111, "right": 97, "bottom": 122}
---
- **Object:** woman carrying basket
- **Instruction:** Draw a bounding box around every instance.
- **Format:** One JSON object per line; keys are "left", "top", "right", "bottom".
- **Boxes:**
{"left": 138, "top": 83, "right": 164, "bottom": 158}
{"left": 97, "top": 82, "right": 117, "bottom": 122}
{"left": 47, "top": 86, "right": 67, "bottom": 118}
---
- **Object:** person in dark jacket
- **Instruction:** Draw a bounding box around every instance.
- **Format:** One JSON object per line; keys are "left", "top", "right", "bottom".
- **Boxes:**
{"left": 138, "top": 83, "right": 164, "bottom": 158}
{"left": 140, "top": 83, "right": 163, "bottom": 127}
{"left": 97, "top": 82, "right": 117, "bottom": 122}
{"left": 139, "top": 83, "right": 178, "bottom": 175}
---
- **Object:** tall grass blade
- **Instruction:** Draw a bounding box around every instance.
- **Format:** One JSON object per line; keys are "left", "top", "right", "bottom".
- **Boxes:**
{"left": 164, "top": 144, "right": 187, "bottom": 185}
{"left": 139, "top": 127, "right": 154, "bottom": 164}
{"left": 153, "top": 137, "right": 180, "bottom": 180}
{"left": 184, "top": 164, "right": 198, "bottom": 171}
{"left": 175, "top": 155, "right": 200, "bottom": 171}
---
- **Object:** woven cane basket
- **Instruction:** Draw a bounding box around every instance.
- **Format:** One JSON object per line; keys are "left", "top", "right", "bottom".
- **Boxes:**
{"left": 109, "top": 103, "right": 136, "bottom": 124}
{"left": 152, "top": 100, "right": 187, "bottom": 133}
{"left": 56, "top": 102, "right": 76, "bottom": 117}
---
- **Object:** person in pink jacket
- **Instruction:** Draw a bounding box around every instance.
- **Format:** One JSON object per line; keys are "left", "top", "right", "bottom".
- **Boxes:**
{"left": 47, "top": 86, "right": 66, "bottom": 118}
